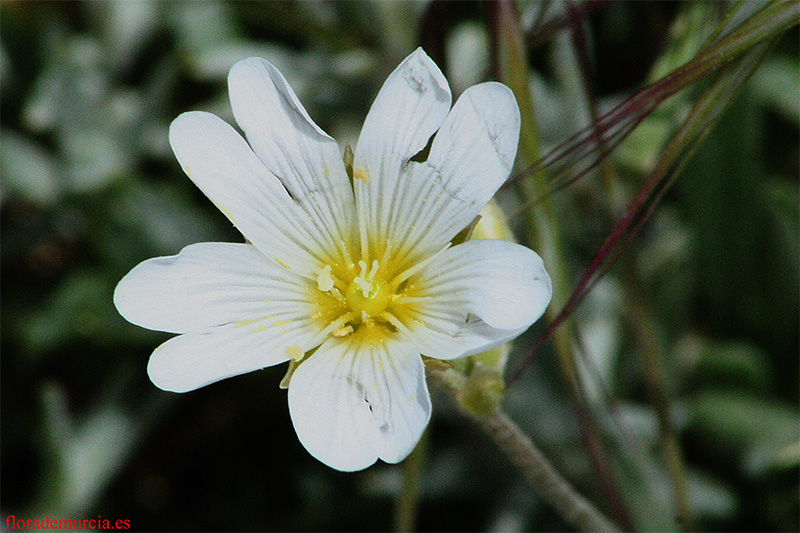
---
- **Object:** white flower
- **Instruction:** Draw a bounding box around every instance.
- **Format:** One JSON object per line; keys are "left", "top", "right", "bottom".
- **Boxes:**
{"left": 114, "top": 48, "right": 552, "bottom": 471}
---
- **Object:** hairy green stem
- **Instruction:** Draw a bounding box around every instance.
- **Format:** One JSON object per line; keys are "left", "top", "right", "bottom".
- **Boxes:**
{"left": 428, "top": 366, "right": 621, "bottom": 532}
{"left": 482, "top": 410, "right": 622, "bottom": 533}
{"left": 488, "top": 1, "right": 634, "bottom": 528}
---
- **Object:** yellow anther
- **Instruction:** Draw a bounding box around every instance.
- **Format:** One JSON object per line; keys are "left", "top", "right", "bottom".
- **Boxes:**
{"left": 354, "top": 167, "right": 370, "bottom": 184}
{"left": 317, "top": 265, "right": 335, "bottom": 292}
{"left": 308, "top": 250, "right": 422, "bottom": 342}
{"left": 332, "top": 325, "right": 354, "bottom": 337}
{"left": 286, "top": 345, "right": 304, "bottom": 361}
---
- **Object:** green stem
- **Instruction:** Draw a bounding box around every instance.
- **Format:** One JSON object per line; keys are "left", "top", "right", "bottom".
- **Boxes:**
{"left": 483, "top": 411, "right": 622, "bottom": 533}
{"left": 428, "top": 366, "right": 622, "bottom": 532}
{"left": 489, "top": 1, "right": 634, "bottom": 528}
{"left": 393, "top": 428, "right": 428, "bottom": 532}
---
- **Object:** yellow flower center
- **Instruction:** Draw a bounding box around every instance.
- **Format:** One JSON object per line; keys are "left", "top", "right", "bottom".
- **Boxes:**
{"left": 346, "top": 277, "right": 391, "bottom": 317}
{"left": 309, "top": 245, "right": 434, "bottom": 344}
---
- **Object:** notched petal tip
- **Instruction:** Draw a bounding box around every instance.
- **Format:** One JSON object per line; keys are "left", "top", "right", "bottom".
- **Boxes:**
{"left": 288, "top": 341, "right": 431, "bottom": 471}
{"left": 459, "top": 82, "right": 521, "bottom": 173}
{"left": 398, "top": 47, "right": 450, "bottom": 102}
{"left": 228, "top": 56, "right": 334, "bottom": 143}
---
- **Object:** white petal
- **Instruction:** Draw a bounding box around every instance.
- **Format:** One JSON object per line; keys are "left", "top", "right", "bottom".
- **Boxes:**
{"left": 407, "top": 314, "right": 528, "bottom": 361}
{"left": 353, "top": 48, "right": 452, "bottom": 258}
{"left": 169, "top": 111, "right": 335, "bottom": 278}
{"left": 288, "top": 338, "right": 431, "bottom": 471}
{"left": 406, "top": 239, "right": 551, "bottom": 359}
{"left": 387, "top": 82, "right": 521, "bottom": 261}
{"left": 422, "top": 239, "right": 550, "bottom": 329}
{"left": 148, "top": 316, "right": 318, "bottom": 393}
{"left": 228, "top": 58, "right": 356, "bottom": 259}
{"left": 114, "top": 242, "right": 312, "bottom": 334}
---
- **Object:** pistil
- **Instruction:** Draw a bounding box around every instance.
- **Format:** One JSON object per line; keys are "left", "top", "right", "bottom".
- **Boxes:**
{"left": 313, "top": 247, "right": 426, "bottom": 341}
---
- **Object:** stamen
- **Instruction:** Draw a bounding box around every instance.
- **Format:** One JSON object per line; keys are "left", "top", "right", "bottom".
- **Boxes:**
{"left": 354, "top": 166, "right": 370, "bottom": 184}
{"left": 379, "top": 238, "right": 394, "bottom": 269}
{"left": 317, "top": 265, "right": 335, "bottom": 292}
{"left": 330, "top": 287, "right": 345, "bottom": 302}
{"left": 379, "top": 311, "right": 413, "bottom": 335}
{"left": 358, "top": 210, "right": 369, "bottom": 262}
{"left": 286, "top": 345, "right": 305, "bottom": 362}
{"left": 319, "top": 312, "right": 357, "bottom": 338}
{"left": 317, "top": 264, "right": 347, "bottom": 296}
{"left": 390, "top": 243, "right": 451, "bottom": 290}
{"left": 279, "top": 359, "right": 299, "bottom": 389}
{"left": 332, "top": 325, "right": 354, "bottom": 337}
{"left": 340, "top": 239, "right": 353, "bottom": 268}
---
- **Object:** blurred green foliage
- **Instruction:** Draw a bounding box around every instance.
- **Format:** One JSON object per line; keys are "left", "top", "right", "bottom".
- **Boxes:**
{"left": 1, "top": 1, "right": 797, "bottom": 531}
